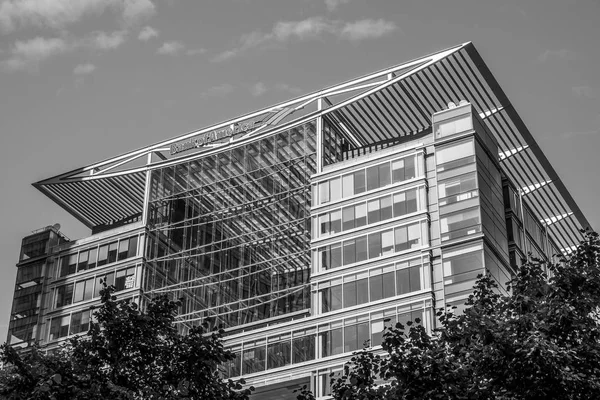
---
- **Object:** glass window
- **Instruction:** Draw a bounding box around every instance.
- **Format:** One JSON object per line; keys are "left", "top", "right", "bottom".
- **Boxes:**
{"left": 380, "top": 195, "right": 393, "bottom": 220}
{"left": 370, "top": 274, "right": 383, "bottom": 302}
{"left": 319, "top": 213, "right": 329, "bottom": 236}
{"left": 107, "top": 242, "right": 118, "bottom": 264}
{"left": 243, "top": 346, "right": 266, "bottom": 374}
{"left": 54, "top": 283, "right": 74, "bottom": 308}
{"left": 357, "top": 278, "right": 368, "bottom": 305}
{"left": 330, "top": 177, "right": 341, "bottom": 202}
{"left": 77, "top": 251, "right": 88, "bottom": 272}
{"left": 267, "top": 340, "right": 291, "bottom": 370}
{"left": 397, "top": 266, "right": 421, "bottom": 295}
{"left": 330, "top": 210, "right": 341, "bottom": 234}
{"left": 379, "top": 163, "right": 391, "bottom": 187}
{"left": 436, "top": 140, "right": 475, "bottom": 171}
{"left": 343, "top": 281, "right": 357, "bottom": 308}
{"left": 65, "top": 254, "right": 77, "bottom": 276}
{"left": 322, "top": 285, "right": 343, "bottom": 313}
{"left": 118, "top": 239, "right": 129, "bottom": 261}
{"left": 440, "top": 208, "right": 481, "bottom": 241}
{"left": 342, "top": 173, "right": 354, "bottom": 198}
{"left": 319, "top": 181, "right": 330, "bottom": 204}
{"left": 127, "top": 236, "right": 138, "bottom": 258}
{"left": 366, "top": 165, "right": 380, "bottom": 191}
{"left": 74, "top": 278, "right": 94, "bottom": 303}
{"left": 70, "top": 310, "right": 91, "bottom": 335}
{"left": 435, "top": 114, "right": 473, "bottom": 138}
{"left": 88, "top": 247, "right": 98, "bottom": 270}
{"left": 330, "top": 244, "right": 342, "bottom": 269}
{"left": 407, "top": 189, "right": 418, "bottom": 213}
{"left": 97, "top": 244, "right": 108, "bottom": 267}
{"left": 383, "top": 271, "right": 395, "bottom": 298}
{"left": 115, "top": 268, "right": 135, "bottom": 291}
{"left": 343, "top": 240, "right": 356, "bottom": 265}
{"left": 371, "top": 316, "right": 396, "bottom": 347}
{"left": 355, "top": 203, "right": 367, "bottom": 228}
{"left": 368, "top": 232, "right": 382, "bottom": 259}
{"left": 356, "top": 236, "right": 368, "bottom": 263}
{"left": 443, "top": 246, "right": 484, "bottom": 285}
{"left": 49, "top": 315, "right": 70, "bottom": 341}
{"left": 394, "top": 226, "right": 408, "bottom": 252}
{"left": 368, "top": 199, "right": 380, "bottom": 224}
{"left": 353, "top": 170, "right": 366, "bottom": 195}
{"left": 393, "top": 192, "right": 407, "bottom": 216}
{"left": 292, "top": 335, "right": 315, "bottom": 364}
{"left": 392, "top": 159, "right": 405, "bottom": 183}
{"left": 342, "top": 206, "right": 355, "bottom": 231}
{"left": 381, "top": 230, "right": 394, "bottom": 256}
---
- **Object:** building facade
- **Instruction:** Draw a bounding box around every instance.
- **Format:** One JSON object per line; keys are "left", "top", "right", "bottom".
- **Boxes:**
{"left": 7, "top": 42, "right": 590, "bottom": 398}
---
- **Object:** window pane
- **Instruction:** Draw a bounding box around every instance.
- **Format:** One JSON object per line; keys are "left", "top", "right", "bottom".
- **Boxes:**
{"left": 342, "top": 173, "right": 354, "bottom": 198}
{"left": 292, "top": 335, "right": 315, "bottom": 364}
{"left": 380, "top": 195, "right": 393, "bottom": 221}
{"left": 331, "top": 244, "right": 342, "bottom": 269}
{"left": 243, "top": 347, "right": 266, "bottom": 374}
{"left": 97, "top": 245, "right": 108, "bottom": 266}
{"left": 332, "top": 328, "right": 343, "bottom": 355}
{"left": 392, "top": 159, "right": 405, "bottom": 183}
{"left": 353, "top": 170, "right": 366, "bottom": 194}
{"left": 356, "top": 278, "right": 368, "bottom": 305}
{"left": 83, "top": 278, "right": 94, "bottom": 300}
{"left": 330, "top": 177, "right": 341, "bottom": 202}
{"left": 383, "top": 271, "right": 395, "bottom": 298}
{"left": 107, "top": 242, "right": 118, "bottom": 264}
{"left": 393, "top": 192, "right": 407, "bottom": 217}
{"left": 394, "top": 226, "right": 408, "bottom": 252}
{"left": 367, "top": 199, "right": 380, "bottom": 224}
{"left": 408, "top": 224, "right": 421, "bottom": 248}
{"left": 118, "top": 239, "right": 129, "bottom": 261}
{"left": 74, "top": 280, "right": 85, "bottom": 303}
{"left": 379, "top": 163, "right": 391, "bottom": 187}
{"left": 407, "top": 189, "right": 418, "bottom": 213}
{"left": 355, "top": 203, "right": 367, "bottom": 227}
{"left": 381, "top": 230, "right": 394, "bottom": 256}
{"left": 343, "top": 240, "right": 356, "bottom": 265}
{"left": 77, "top": 251, "right": 88, "bottom": 272}
{"left": 356, "top": 236, "right": 368, "bottom": 263}
{"left": 319, "top": 213, "right": 329, "bottom": 236}
{"left": 330, "top": 210, "right": 341, "bottom": 234}
{"left": 319, "top": 181, "right": 330, "bottom": 204}
{"left": 370, "top": 274, "right": 383, "bottom": 301}
{"left": 342, "top": 206, "right": 355, "bottom": 231}
{"left": 405, "top": 157, "right": 416, "bottom": 179}
{"left": 331, "top": 285, "right": 343, "bottom": 311}
{"left": 267, "top": 340, "right": 291, "bottom": 370}
{"left": 366, "top": 165, "right": 379, "bottom": 191}
{"left": 344, "top": 324, "right": 358, "bottom": 352}
{"left": 358, "top": 322, "right": 370, "bottom": 349}
{"left": 397, "top": 268, "right": 410, "bottom": 295}
{"left": 368, "top": 233, "right": 381, "bottom": 259}
{"left": 436, "top": 141, "right": 474, "bottom": 170}
{"left": 88, "top": 248, "right": 97, "bottom": 269}
{"left": 67, "top": 254, "right": 77, "bottom": 275}
{"left": 343, "top": 281, "right": 357, "bottom": 308}
{"left": 127, "top": 236, "right": 138, "bottom": 258}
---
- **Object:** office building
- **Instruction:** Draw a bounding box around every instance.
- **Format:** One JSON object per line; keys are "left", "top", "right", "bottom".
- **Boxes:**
{"left": 7, "top": 42, "right": 590, "bottom": 398}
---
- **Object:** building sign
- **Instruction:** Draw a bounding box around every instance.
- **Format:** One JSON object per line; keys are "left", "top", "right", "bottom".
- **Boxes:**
{"left": 170, "top": 120, "right": 258, "bottom": 156}
{"left": 125, "top": 276, "right": 135, "bottom": 289}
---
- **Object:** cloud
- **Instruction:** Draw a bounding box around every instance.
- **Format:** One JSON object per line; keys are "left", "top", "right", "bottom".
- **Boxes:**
{"left": 339, "top": 19, "right": 397, "bottom": 41}
{"left": 2, "top": 36, "right": 72, "bottom": 71}
{"left": 538, "top": 49, "right": 574, "bottom": 63}
{"left": 186, "top": 48, "right": 206, "bottom": 56}
{"left": 73, "top": 63, "right": 96, "bottom": 75}
{"left": 212, "top": 16, "right": 397, "bottom": 62}
{"left": 249, "top": 82, "right": 303, "bottom": 97}
{"left": 325, "top": 0, "right": 351, "bottom": 11}
{"left": 157, "top": 41, "right": 184, "bottom": 55}
{"left": 88, "top": 30, "right": 127, "bottom": 50}
{"left": 200, "top": 83, "right": 235, "bottom": 99}
{"left": 572, "top": 85, "right": 596, "bottom": 99}
{"left": 138, "top": 25, "right": 158, "bottom": 41}
{"left": 0, "top": 0, "right": 155, "bottom": 33}
{"left": 250, "top": 82, "right": 267, "bottom": 97}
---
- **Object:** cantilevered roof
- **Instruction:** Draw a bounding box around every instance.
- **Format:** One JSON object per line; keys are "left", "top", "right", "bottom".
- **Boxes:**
{"left": 34, "top": 42, "right": 590, "bottom": 251}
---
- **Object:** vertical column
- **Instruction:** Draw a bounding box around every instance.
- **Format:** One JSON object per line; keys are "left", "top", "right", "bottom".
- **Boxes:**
{"left": 316, "top": 98, "right": 323, "bottom": 173}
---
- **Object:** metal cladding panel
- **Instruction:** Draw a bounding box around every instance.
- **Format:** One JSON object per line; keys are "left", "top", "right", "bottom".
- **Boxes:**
{"left": 36, "top": 171, "right": 146, "bottom": 229}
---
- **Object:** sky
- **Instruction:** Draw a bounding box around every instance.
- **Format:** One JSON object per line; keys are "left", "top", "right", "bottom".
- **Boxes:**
{"left": 0, "top": 0, "right": 599, "bottom": 342}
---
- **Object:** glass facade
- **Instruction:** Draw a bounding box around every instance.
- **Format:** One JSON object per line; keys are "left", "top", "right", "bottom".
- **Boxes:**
{"left": 144, "top": 122, "right": 317, "bottom": 330}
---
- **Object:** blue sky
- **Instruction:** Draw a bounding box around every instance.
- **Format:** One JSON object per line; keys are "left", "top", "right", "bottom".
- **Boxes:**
{"left": 0, "top": 0, "right": 599, "bottom": 341}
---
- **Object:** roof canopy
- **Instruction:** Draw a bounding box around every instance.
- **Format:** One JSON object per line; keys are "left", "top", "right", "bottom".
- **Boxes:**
{"left": 34, "top": 42, "right": 590, "bottom": 250}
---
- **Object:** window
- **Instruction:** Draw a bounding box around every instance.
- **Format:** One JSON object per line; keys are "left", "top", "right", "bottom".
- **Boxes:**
{"left": 343, "top": 240, "right": 356, "bottom": 265}
{"left": 344, "top": 322, "right": 370, "bottom": 352}
{"left": 267, "top": 341, "right": 291, "bottom": 370}
{"left": 330, "top": 210, "right": 341, "bottom": 234}
{"left": 392, "top": 157, "right": 416, "bottom": 183}
{"left": 367, "top": 199, "right": 380, "bottom": 224}
{"left": 54, "top": 284, "right": 74, "bottom": 308}
{"left": 353, "top": 169, "right": 366, "bottom": 195}
{"left": 397, "top": 266, "right": 421, "bottom": 295}
{"left": 97, "top": 244, "right": 108, "bottom": 267}
{"left": 443, "top": 245, "right": 484, "bottom": 286}
{"left": 242, "top": 346, "right": 266, "bottom": 374}
{"left": 355, "top": 203, "right": 367, "bottom": 227}
{"left": 436, "top": 140, "right": 475, "bottom": 171}
{"left": 342, "top": 206, "right": 355, "bottom": 231}
{"left": 77, "top": 251, "right": 88, "bottom": 272}
{"left": 319, "top": 181, "right": 330, "bottom": 204}
{"left": 115, "top": 268, "right": 136, "bottom": 291}
{"left": 292, "top": 335, "right": 315, "bottom": 364}
{"left": 320, "top": 328, "right": 343, "bottom": 357}
{"left": 59, "top": 254, "right": 78, "bottom": 277}
{"left": 435, "top": 114, "right": 473, "bottom": 138}
{"left": 88, "top": 248, "right": 98, "bottom": 270}
{"left": 322, "top": 284, "right": 343, "bottom": 313}
{"left": 440, "top": 208, "right": 481, "bottom": 241}
{"left": 107, "top": 242, "right": 118, "bottom": 264}
{"left": 366, "top": 165, "right": 380, "bottom": 191}
{"left": 342, "top": 173, "right": 354, "bottom": 198}
{"left": 49, "top": 315, "right": 70, "bottom": 341}
{"left": 371, "top": 316, "right": 396, "bottom": 347}
{"left": 70, "top": 310, "right": 91, "bottom": 335}
{"left": 438, "top": 173, "right": 478, "bottom": 205}
{"left": 73, "top": 278, "right": 94, "bottom": 303}
{"left": 118, "top": 239, "right": 129, "bottom": 261}
{"left": 330, "top": 177, "right": 341, "bottom": 202}
{"left": 394, "top": 223, "right": 421, "bottom": 251}
{"left": 380, "top": 195, "right": 393, "bottom": 220}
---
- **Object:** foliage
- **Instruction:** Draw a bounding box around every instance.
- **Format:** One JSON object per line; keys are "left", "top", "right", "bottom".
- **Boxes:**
{"left": 298, "top": 231, "right": 600, "bottom": 400}
{"left": 0, "top": 285, "right": 253, "bottom": 400}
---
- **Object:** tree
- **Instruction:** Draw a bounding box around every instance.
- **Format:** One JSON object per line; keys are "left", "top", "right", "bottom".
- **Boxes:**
{"left": 0, "top": 285, "right": 253, "bottom": 400}
{"left": 299, "top": 231, "right": 600, "bottom": 400}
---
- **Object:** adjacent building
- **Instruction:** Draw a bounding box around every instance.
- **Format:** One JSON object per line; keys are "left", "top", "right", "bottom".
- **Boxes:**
{"left": 7, "top": 42, "right": 590, "bottom": 398}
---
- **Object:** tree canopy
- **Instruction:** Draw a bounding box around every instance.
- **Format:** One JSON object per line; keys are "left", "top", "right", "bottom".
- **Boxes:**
{"left": 301, "top": 231, "right": 600, "bottom": 400}
{"left": 0, "top": 285, "right": 253, "bottom": 400}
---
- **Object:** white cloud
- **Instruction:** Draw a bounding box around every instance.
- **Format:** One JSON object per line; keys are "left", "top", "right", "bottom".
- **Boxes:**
{"left": 73, "top": 63, "right": 96, "bottom": 75}
{"left": 250, "top": 82, "right": 267, "bottom": 97}
{"left": 200, "top": 83, "right": 235, "bottom": 99}
{"left": 122, "top": 0, "right": 155, "bottom": 26}
{"left": 275, "top": 83, "right": 302, "bottom": 95}
{"left": 0, "top": 0, "right": 155, "bottom": 33}
{"left": 339, "top": 19, "right": 397, "bottom": 41}
{"left": 325, "top": 0, "right": 351, "bottom": 12}
{"left": 2, "top": 36, "right": 72, "bottom": 71}
{"left": 186, "top": 48, "right": 206, "bottom": 56}
{"left": 157, "top": 41, "right": 184, "bottom": 55}
{"left": 88, "top": 30, "right": 127, "bottom": 50}
{"left": 138, "top": 25, "right": 158, "bottom": 41}
{"left": 212, "top": 16, "right": 397, "bottom": 62}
